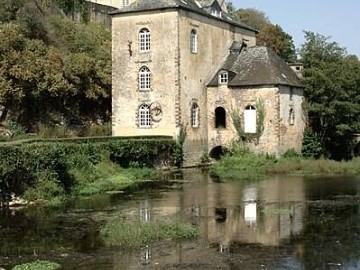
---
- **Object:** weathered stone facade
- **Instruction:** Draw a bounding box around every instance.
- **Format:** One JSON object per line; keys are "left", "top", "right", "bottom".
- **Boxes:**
{"left": 111, "top": 0, "right": 305, "bottom": 164}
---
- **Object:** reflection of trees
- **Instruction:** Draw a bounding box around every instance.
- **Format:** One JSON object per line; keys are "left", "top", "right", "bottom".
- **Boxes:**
{"left": 0, "top": 208, "right": 101, "bottom": 257}
{"left": 301, "top": 202, "right": 360, "bottom": 269}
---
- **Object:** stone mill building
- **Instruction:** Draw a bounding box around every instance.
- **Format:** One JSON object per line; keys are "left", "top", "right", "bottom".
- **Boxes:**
{"left": 110, "top": 0, "right": 305, "bottom": 164}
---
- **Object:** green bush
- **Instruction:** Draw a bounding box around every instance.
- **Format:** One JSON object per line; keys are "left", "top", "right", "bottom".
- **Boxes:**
{"left": 109, "top": 139, "right": 177, "bottom": 168}
{"left": 282, "top": 148, "right": 301, "bottom": 159}
{"left": 12, "top": 260, "right": 60, "bottom": 270}
{"left": 0, "top": 137, "right": 177, "bottom": 203}
{"left": 211, "top": 148, "right": 275, "bottom": 180}
{"left": 301, "top": 130, "right": 323, "bottom": 158}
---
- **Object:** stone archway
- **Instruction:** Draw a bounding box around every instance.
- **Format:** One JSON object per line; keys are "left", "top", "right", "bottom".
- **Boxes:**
{"left": 209, "top": 145, "right": 227, "bottom": 160}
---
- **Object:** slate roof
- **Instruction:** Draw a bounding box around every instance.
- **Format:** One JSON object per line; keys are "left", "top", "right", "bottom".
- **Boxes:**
{"left": 109, "top": 0, "right": 256, "bottom": 33}
{"left": 208, "top": 43, "right": 303, "bottom": 88}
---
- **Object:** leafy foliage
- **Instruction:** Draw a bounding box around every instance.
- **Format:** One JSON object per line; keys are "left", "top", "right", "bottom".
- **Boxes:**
{"left": 12, "top": 260, "right": 61, "bottom": 270}
{"left": 0, "top": 1, "right": 111, "bottom": 131}
{"left": 301, "top": 130, "right": 322, "bottom": 158}
{"left": 226, "top": 4, "right": 296, "bottom": 62}
{"left": 300, "top": 32, "right": 360, "bottom": 159}
{"left": 0, "top": 138, "right": 178, "bottom": 204}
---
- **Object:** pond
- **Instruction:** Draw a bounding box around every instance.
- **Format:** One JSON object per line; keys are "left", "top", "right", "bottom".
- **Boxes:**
{"left": 1, "top": 169, "right": 360, "bottom": 269}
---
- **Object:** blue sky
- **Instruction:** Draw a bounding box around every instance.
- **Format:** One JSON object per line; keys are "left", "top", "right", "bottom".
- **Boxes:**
{"left": 232, "top": 0, "right": 360, "bottom": 57}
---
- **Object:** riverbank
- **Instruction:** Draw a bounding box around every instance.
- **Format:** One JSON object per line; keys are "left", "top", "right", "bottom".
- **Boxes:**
{"left": 211, "top": 148, "right": 360, "bottom": 180}
{"left": 0, "top": 137, "right": 179, "bottom": 207}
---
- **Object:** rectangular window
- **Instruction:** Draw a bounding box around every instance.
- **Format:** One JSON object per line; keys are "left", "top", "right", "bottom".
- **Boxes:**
{"left": 122, "top": 0, "right": 129, "bottom": 6}
{"left": 244, "top": 106, "right": 256, "bottom": 133}
{"left": 219, "top": 72, "right": 228, "bottom": 84}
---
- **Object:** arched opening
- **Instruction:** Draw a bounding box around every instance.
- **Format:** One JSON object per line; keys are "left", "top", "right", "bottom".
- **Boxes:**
{"left": 209, "top": 145, "right": 226, "bottom": 160}
{"left": 215, "top": 107, "right": 226, "bottom": 128}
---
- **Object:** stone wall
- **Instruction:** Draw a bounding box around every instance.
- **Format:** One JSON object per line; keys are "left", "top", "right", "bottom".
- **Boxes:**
{"left": 207, "top": 85, "right": 305, "bottom": 156}
{"left": 177, "top": 9, "right": 256, "bottom": 163}
{"left": 111, "top": 7, "right": 257, "bottom": 164}
{"left": 112, "top": 10, "right": 179, "bottom": 137}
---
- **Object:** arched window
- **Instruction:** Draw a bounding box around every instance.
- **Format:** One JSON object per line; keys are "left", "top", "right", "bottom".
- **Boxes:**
{"left": 244, "top": 105, "right": 256, "bottom": 133}
{"left": 138, "top": 104, "right": 151, "bottom": 128}
{"left": 190, "top": 29, "right": 197, "bottom": 53}
{"left": 191, "top": 103, "right": 199, "bottom": 128}
{"left": 139, "top": 66, "right": 151, "bottom": 90}
{"left": 215, "top": 107, "right": 226, "bottom": 128}
{"left": 139, "top": 28, "right": 150, "bottom": 52}
{"left": 289, "top": 108, "right": 295, "bottom": 125}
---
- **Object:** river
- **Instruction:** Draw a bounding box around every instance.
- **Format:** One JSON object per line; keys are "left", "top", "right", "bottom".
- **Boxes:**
{"left": 1, "top": 169, "right": 360, "bottom": 269}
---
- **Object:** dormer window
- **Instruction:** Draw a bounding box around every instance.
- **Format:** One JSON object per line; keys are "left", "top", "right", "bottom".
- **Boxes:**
{"left": 211, "top": 7, "right": 221, "bottom": 17}
{"left": 218, "top": 71, "right": 228, "bottom": 84}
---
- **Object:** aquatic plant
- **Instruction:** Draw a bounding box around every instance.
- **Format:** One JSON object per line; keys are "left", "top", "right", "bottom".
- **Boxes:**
{"left": 100, "top": 217, "right": 199, "bottom": 248}
{"left": 12, "top": 260, "right": 60, "bottom": 270}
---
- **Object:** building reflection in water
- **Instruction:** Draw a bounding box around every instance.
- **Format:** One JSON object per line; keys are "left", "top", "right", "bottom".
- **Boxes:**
{"left": 112, "top": 171, "right": 306, "bottom": 268}
{"left": 139, "top": 200, "right": 151, "bottom": 265}
{"left": 243, "top": 186, "right": 258, "bottom": 226}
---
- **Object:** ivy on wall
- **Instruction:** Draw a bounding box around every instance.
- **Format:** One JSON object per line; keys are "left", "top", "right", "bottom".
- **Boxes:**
{"left": 230, "top": 99, "right": 266, "bottom": 144}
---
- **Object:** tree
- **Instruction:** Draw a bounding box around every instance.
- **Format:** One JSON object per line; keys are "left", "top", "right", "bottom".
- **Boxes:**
{"left": 228, "top": 7, "right": 269, "bottom": 31}
{"left": 257, "top": 24, "right": 296, "bottom": 62}
{"left": 226, "top": 3, "right": 296, "bottom": 62}
{"left": 300, "top": 31, "right": 360, "bottom": 159}
{"left": 0, "top": 1, "right": 112, "bottom": 131}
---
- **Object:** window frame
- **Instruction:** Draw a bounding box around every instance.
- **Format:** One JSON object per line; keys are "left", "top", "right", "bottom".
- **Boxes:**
{"left": 218, "top": 71, "right": 228, "bottom": 85}
{"left": 190, "top": 29, "right": 197, "bottom": 54}
{"left": 138, "top": 66, "right": 151, "bottom": 91}
{"left": 139, "top": 28, "right": 150, "bottom": 52}
{"left": 191, "top": 103, "right": 200, "bottom": 128}
{"left": 138, "top": 104, "right": 151, "bottom": 128}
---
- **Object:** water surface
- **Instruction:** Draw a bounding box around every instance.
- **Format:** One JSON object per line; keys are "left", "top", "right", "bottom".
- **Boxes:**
{"left": 1, "top": 170, "right": 360, "bottom": 269}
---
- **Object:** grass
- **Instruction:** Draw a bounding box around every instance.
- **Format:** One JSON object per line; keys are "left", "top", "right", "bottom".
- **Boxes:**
{"left": 72, "top": 159, "right": 157, "bottom": 196}
{"left": 268, "top": 157, "right": 360, "bottom": 176}
{"left": 12, "top": 260, "right": 60, "bottom": 270}
{"left": 210, "top": 150, "right": 275, "bottom": 180}
{"left": 211, "top": 145, "right": 360, "bottom": 180}
{"left": 100, "top": 217, "right": 199, "bottom": 248}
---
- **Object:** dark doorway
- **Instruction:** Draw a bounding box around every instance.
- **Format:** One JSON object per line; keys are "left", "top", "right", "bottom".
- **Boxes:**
{"left": 215, "top": 107, "right": 226, "bottom": 128}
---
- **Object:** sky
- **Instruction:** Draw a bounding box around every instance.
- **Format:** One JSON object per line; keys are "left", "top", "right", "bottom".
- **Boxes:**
{"left": 232, "top": 0, "right": 360, "bottom": 57}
